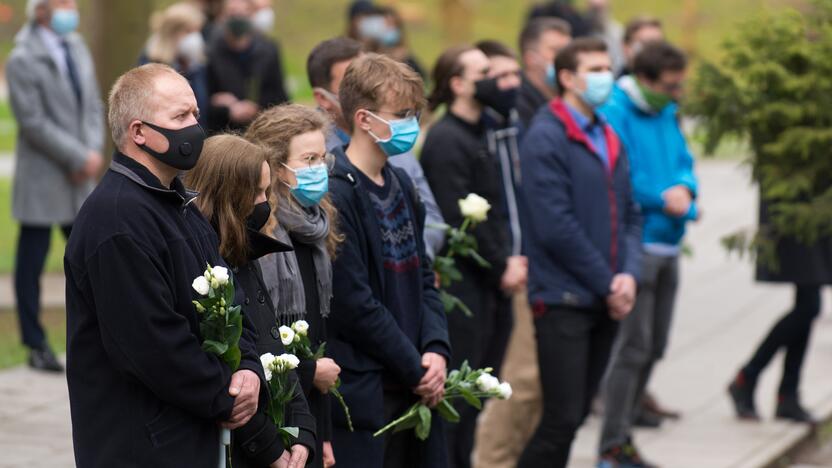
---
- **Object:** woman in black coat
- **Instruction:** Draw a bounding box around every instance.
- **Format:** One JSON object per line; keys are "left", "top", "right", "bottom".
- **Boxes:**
{"left": 187, "top": 134, "right": 316, "bottom": 467}
{"left": 727, "top": 199, "right": 828, "bottom": 424}
{"left": 246, "top": 104, "right": 344, "bottom": 468}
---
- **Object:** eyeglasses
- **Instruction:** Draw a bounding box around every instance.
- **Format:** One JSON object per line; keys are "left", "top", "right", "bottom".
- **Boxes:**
{"left": 289, "top": 152, "right": 336, "bottom": 171}
{"left": 369, "top": 108, "right": 422, "bottom": 121}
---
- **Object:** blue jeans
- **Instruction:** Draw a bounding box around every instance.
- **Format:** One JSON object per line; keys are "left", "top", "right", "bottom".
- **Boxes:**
{"left": 14, "top": 224, "right": 71, "bottom": 349}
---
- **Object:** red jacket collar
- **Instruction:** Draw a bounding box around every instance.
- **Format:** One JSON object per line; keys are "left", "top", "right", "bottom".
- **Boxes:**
{"left": 549, "top": 98, "right": 620, "bottom": 171}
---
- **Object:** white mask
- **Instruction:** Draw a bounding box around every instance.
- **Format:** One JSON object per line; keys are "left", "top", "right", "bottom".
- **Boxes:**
{"left": 177, "top": 31, "right": 205, "bottom": 66}
{"left": 251, "top": 8, "right": 275, "bottom": 34}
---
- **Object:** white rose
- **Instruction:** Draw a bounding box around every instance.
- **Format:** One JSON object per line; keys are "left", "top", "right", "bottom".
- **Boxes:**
{"left": 211, "top": 266, "right": 230, "bottom": 286}
{"left": 497, "top": 382, "right": 513, "bottom": 400}
{"left": 279, "top": 326, "right": 295, "bottom": 346}
{"left": 192, "top": 276, "right": 210, "bottom": 296}
{"left": 476, "top": 374, "right": 499, "bottom": 393}
{"left": 279, "top": 353, "right": 300, "bottom": 370}
{"left": 458, "top": 193, "right": 491, "bottom": 223}
{"left": 260, "top": 353, "right": 275, "bottom": 381}
{"left": 292, "top": 320, "right": 310, "bottom": 336}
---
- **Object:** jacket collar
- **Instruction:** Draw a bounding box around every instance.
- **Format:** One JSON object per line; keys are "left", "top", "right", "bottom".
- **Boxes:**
{"left": 110, "top": 152, "right": 198, "bottom": 206}
{"left": 246, "top": 228, "right": 293, "bottom": 261}
{"left": 549, "top": 97, "right": 621, "bottom": 171}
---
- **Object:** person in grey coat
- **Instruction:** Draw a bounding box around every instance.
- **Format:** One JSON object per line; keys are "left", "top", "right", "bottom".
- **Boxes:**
{"left": 8, "top": 0, "right": 104, "bottom": 372}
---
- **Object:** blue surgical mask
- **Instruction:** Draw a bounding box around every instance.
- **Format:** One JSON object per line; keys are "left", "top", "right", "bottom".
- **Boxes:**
{"left": 50, "top": 8, "right": 79, "bottom": 36}
{"left": 380, "top": 28, "right": 401, "bottom": 47}
{"left": 367, "top": 111, "right": 420, "bottom": 157}
{"left": 580, "top": 71, "right": 614, "bottom": 108}
{"left": 358, "top": 16, "right": 387, "bottom": 41}
{"left": 545, "top": 63, "right": 557, "bottom": 89}
{"left": 283, "top": 163, "right": 329, "bottom": 207}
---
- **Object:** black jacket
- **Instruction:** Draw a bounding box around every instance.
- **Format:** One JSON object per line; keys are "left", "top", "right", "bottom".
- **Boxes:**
{"left": 65, "top": 153, "right": 264, "bottom": 468}
{"left": 229, "top": 229, "right": 318, "bottom": 467}
{"left": 206, "top": 33, "right": 289, "bottom": 133}
{"left": 421, "top": 112, "right": 512, "bottom": 288}
{"left": 327, "top": 150, "right": 451, "bottom": 467}
{"left": 282, "top": 237, "right": 332, "bottom": 468}
{"left": 517, "top": 73, "right": 550, "bottom": 129}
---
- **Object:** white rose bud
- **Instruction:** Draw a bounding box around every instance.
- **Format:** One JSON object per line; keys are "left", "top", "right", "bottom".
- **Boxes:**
{"left": 279, "top": 326, "right": 295, "bottom": 346}
{"left": 210, "top": 278, "right": 220, "bottom": 290}
{"left": 260, "top": 353, "right": 276, "bottom": 381}
{"left": 192, "top": 276, "right": 210, "bottom": 296}
{"left": 279, "top": 353, "right": 300, "bottom": 370}
{"left": 211, "top": 266, "right": 230, "bottom": 286}
{"left": 497, "top": 382, "right": 513, "bottom": 400}
{"left": 476, "top": 374, "right": 499, "bottom": 393}
{"left": 292, "top": 320, "right": 310, "bottom": 336}
{"left": 458, "top": 193, "right": 491, "bottom": 223}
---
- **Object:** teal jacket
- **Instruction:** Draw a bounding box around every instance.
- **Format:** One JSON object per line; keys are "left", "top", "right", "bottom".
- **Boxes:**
{"left": 600, "top": 77, "right": 698, "bottom": 247}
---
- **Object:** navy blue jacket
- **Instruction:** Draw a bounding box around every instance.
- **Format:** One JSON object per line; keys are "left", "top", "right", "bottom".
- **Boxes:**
{"left": 327, "top": 149, "right": 450, "bottom": 468}
{"left": 520, "top": 99, "right": 642, "bottom": 309}
{"left": 65, "top": 153, "right": 264, "bottom": 468}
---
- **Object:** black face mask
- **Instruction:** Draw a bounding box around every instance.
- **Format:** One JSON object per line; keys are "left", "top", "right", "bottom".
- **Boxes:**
{"left": 227, "top": 16, "right": 252, "bottom": 39}
{"left": 140, "top": 121, "right": 206, "bottom": 171}
{"left": 246, "top": 200, "right": 271, "bottom": 232}
{"left": 474, "top": 77, "right": 518, "bottom": 118}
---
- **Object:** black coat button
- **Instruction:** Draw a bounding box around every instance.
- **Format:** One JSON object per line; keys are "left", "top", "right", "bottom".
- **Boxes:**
{"left": 257, "top": 290, "right": 266, "bottom": 304}
{"left": 248, "top": 442, "right": 258, "bottom": 453}
{"left": 270, "top": 326, "right": 279, "bottom": 340}
{"left": 244, "top": 297, "right": 250, "bottom": 306}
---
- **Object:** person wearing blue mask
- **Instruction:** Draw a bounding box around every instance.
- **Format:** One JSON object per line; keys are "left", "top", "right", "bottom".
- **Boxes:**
{"left": 245, "top": 104, "right": 344, "bottom": 468}
{"left": 517, "top": 17, "right": 572, "bottom": 128}
{"left": 307, "top": 36, "right": 447, "bottom": 261}
{"left": 421, "top": 44, "right": 526, "bottom": 468}
{"left": 517, "top": 37, "right": 642, "bottom": 468}
{"left": 328, "top": 53, "right": 451, "bottom": 468}
{"left": 9, "top": 0, "right": 104, "bottom": 372}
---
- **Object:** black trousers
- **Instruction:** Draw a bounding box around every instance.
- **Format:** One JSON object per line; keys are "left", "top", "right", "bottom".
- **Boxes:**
{"left": 14, "top": 224, "right": 72, "bottom": 350}
{"left": 518, "top": 304, "right": 619, "bottom": 468}
{"left": 743, "top": 284, "right": 821, "bottom": 397}
{"left": 445, "top": 281, "right": 513, "bottom": 468}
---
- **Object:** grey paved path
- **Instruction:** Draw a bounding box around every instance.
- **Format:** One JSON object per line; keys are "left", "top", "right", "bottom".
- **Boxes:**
{"left": 0, "top": 161, "right": 831, "bottom": 467}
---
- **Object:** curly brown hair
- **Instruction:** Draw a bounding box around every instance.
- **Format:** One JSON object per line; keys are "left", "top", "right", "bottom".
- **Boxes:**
{"left": 245, "top": 104, "right": 344, "bottom": 257}
{"left": 185, "top": 134, "right": 270, "bottom": 267}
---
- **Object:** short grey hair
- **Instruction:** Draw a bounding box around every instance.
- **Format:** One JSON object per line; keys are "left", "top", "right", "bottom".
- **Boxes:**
{"left": 107, "top": 63, "right": 183, "bottom": 148}
{"left": 26, "top": 0, "right": 48, "bottom": 20}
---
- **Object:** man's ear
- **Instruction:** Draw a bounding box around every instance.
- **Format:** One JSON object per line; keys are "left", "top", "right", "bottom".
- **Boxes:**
{"left": 130, "top": 120, "right": 146, "bottom": 146}
{"left": 354, "top": 109, "right": 372, "bottom": 131}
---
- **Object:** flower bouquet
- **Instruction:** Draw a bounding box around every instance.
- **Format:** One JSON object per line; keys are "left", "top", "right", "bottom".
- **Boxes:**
{"left": 281, "top": 320, "right": 354, "bottom": 432}
{"left": 259, "top": 353, "right": 302, "bottom": 445}
{"left": 373, "top": 361, "right": 512, "bottom": 441}
{"left": 191, "top": 264, "right": 243, "bottom": 468}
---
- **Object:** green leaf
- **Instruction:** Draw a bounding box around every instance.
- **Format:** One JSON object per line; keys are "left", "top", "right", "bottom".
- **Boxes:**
{"left": 202, "top": 339, "right": 228, "bottom": 356}
{"left": 459, "top": 385, "right": 482, "bottom": 410}
{"left": 415, "top": 405, "right": 432, "bottom": 441}
{"left": 279, "top": 426, "right": 300, "bottom": 439}
{"left": 437, "top": 399, "right": 460, "bottom": 423}
{"left": 223, "top": 345, "right": 241, "bottom": 371}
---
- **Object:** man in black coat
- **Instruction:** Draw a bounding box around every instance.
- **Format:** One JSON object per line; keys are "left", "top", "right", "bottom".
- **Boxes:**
{"left": 206, "top": 0, "right": 290, "bottom": 133}
{"left": 517, "top": 17, "right": 572, "bottom": 128}
{"left": 65, "top": 63, "right": 264, "bottom": 468}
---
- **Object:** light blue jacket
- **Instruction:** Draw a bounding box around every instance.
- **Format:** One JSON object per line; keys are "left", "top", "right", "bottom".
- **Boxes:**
{"left": 600, "top": 77, "right": 698, "bottom": 247}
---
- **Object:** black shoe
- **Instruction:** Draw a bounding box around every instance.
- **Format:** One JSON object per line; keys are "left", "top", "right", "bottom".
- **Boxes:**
{"left": 633, "top": 409, "right": 664, "bottom": 429}
{"left": 598, "top": 442, "right": 659, "bottom": 468}
{"left": 28, "top": 348, "right": 64, "bottom": 373}
{"left": 776, "top": 395, "right": 816, "bottom": 424}
{"left": 728, "top": 372, "right": 759, "bottom": 420}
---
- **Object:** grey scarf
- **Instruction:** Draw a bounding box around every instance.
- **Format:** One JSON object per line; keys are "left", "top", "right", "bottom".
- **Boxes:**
{"left": 259, "top": 203, "right": 332, "bottom": 324}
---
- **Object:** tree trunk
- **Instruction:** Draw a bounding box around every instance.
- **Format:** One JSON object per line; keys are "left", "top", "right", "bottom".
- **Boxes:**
{"left": 88, "top": 0, "right": 154, "bottom": 153}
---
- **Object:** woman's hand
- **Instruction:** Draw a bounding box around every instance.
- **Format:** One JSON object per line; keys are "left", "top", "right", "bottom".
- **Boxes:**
{"left": 313, "top": 357, "right": 341, "bottom": 393}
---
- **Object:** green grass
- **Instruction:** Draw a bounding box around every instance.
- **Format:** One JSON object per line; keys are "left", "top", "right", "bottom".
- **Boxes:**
{"left": 0, "top": 307, "right": 65, "bottom": 370}
{"left": 0, "top": 178, "right": 66, "bottom": 275}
